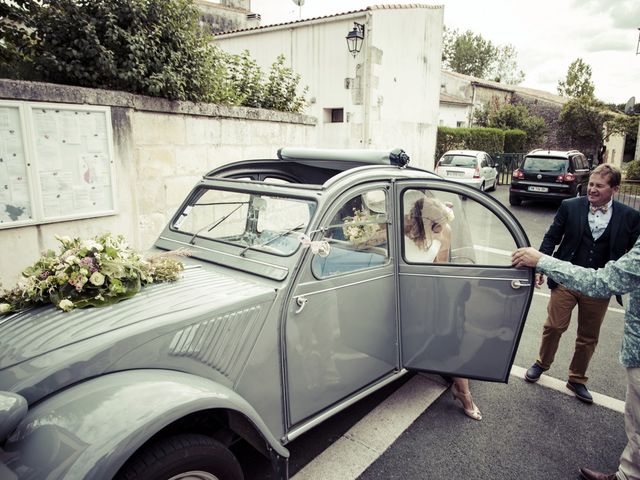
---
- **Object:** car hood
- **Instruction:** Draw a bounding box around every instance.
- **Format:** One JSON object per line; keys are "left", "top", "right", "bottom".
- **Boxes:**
{"left": 0, "top": 266, "right": 275, "bottom": 371}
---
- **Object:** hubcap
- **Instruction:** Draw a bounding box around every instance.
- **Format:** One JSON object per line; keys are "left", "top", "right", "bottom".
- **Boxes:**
{"left": 167, "top": 472, "right": 220, "bottom": 480}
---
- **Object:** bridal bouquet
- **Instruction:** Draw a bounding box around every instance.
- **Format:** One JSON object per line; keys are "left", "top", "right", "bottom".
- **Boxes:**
{"left": 0, "top": 233, "right": 186, "bottom": 314}
{"left": 342, "top": 208, "right": 384, "bottom": 245}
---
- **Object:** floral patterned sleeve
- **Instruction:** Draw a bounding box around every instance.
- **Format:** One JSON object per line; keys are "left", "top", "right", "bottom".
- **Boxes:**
{"left": 537, "top": 241, "right": 640, "bottom": 299}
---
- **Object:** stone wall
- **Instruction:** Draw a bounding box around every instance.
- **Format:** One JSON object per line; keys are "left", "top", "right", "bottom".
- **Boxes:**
{"left": 0, "top": 79, "right": 316, "bottom": 284}
{"left": 512, "top": 95, "right": 565, "bottom": 149}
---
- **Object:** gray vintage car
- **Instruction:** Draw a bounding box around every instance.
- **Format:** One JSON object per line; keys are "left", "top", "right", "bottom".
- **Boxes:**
{"left": 0, "top": 148, "right": 534, "bottom": 480}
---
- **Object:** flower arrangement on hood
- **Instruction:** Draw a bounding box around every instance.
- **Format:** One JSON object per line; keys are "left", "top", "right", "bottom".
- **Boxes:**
{"left": 0, "top": 233, "right": 187, "bottom": 314}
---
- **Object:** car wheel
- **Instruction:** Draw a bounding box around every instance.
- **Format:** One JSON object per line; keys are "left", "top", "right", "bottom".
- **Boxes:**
{"left": 488, "top": 178, "right": 497, "bottom": 192}
{"left": 509, "top": 194, "right": 522, "bottom": 206}
{"left": 479, "top": 182, "right": 485, "bottom": 192}
{"left": 115, "top": 434, "right": 244, "bottom": 480}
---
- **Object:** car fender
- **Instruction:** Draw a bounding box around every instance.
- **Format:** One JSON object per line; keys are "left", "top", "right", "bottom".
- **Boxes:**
{"left": 4, "top": 369, "right": 288, "bottom": 480}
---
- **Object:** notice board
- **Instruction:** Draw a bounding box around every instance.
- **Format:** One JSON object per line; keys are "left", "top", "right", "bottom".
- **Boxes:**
{"left": 0, "top": 101, "right": 116, "bottom": 228}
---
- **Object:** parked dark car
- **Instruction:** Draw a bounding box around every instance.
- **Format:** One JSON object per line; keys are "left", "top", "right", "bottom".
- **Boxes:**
{"left": 509, "top": 149, "right": 591, "bottom": 206}
{"left": 0, "top": 148, "right": 535, "bottom": 480}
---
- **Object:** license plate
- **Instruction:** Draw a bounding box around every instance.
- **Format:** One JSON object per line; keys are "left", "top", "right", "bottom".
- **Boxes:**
{"left": 528, "top": 186, "right": 548, "bottom": 192}
{"left": 447, "top": 171, "right": 464, "bottom": 177}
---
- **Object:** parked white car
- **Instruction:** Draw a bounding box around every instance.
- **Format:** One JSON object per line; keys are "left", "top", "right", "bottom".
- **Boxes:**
{"left": 436, "top": 150, "right": 498, "bottom": 192}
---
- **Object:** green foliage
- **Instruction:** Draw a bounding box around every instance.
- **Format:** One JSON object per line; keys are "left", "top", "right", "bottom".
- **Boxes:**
{"left": 625, "top": 160, "right": 640, "bottom": 180}
{"left": 442, "top": 27, "right": 524, "bottom": 84}
{"left": 557, "top": 58, "right": 595, "bottom": 99}
{"left": 261, "top": 55, "right": 308, "bottom": 113}
{"left": 0, "top": 0, "right": 39, "bottom": 76}
{"left": 1, "top": 0, "right": 307, "bottom": 112}
{"left": 473, "top": 101, "right": 547, "bottom": 150}
{"left": 558, "top": 96, "right": 634, "bottom": 154}
{"left": 436, "top": 127, "right": 505, "bottom": 158}
{"left": 504, "top": 129, "right": 527, "bottom": 152}
{"left": 227, "top": 50, "right": 264, "bottom": 108}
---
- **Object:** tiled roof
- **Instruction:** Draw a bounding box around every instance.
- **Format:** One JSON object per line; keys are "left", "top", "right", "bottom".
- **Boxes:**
{"left": 214, "top": 4, "right": 443, "bottom": 36}
{"left": 440, "top": 92, "right": 472, "bottom": 105}
{"left": 442, "top": 70, "right": 567, "bottom": 105}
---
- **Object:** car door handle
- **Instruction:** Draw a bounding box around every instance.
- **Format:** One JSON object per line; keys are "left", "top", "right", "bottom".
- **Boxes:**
{"left": 295, "top": 296, "right": 308, "bottom": 314}
{"left": 511, "top": 280, "right": 531, "bottom": 289}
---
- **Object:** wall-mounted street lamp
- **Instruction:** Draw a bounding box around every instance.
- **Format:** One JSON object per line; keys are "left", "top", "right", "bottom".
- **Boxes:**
{"left": 346, "top": 22, "right": 365, "bottom": 57}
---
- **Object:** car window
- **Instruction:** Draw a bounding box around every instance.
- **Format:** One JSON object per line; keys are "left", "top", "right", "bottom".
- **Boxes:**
{"left": 522, "top": 157, "right": 567, "bottom": 173}
{"left": 172, "top": 187, "right": 315, "bottom": 255}
{"left": 439, "top": 155, "right": 477, "bottom": 168}
{"left": 312, "top": 189, "right": 389, "bottom": 278}
{"left": 402, "top": 188, "right": 517, "bottom": 266}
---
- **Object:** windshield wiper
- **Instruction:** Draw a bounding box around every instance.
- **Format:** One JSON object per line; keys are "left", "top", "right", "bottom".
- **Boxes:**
{"left": 188, "top": 203, "right": 246, "bottom": 245}
{"left": 238, "top": 223, "right": 305, "bottom": 257}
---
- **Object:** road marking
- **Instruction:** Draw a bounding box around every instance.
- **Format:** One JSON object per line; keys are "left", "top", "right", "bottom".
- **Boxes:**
{"left": 510, "top": 365, "right": 625, "bottom": 413}
{"left": 291, "top": 373, "right": 448, "bottom": 480}
{"left": 292, "top": 369, "right": 625, "bottom": 480}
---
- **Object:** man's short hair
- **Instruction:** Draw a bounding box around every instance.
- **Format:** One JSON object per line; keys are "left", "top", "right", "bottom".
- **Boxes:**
{"left": 591, "top": 163, "right": 621, "bottom": 188}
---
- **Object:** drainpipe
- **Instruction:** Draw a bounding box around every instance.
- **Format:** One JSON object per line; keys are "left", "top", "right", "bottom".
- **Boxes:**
{"left": 362, "top": 12, "right": 373, "bottom": 147}
{"left": 469, "top": 83, "right": 477, "bottom": 126}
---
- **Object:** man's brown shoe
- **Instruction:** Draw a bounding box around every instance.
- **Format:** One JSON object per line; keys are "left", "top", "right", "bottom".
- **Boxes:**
{"left": 579, "top": 467, "right": 617, "bottom": 480}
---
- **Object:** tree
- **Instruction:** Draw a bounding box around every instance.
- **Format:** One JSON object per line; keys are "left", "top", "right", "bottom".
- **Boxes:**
{"left": 557, "top": 58, "right": 595, "bottom": 99}
{"left": 0, "top": 0, "right": 308, "bottom": 112}
{"left": 473, "top": 100, "right": 547, "bottom": 149}
{"left": 558, "top": 96, "right": 634, "bottom": 159}
{"left": 442, "top": 28, "right": 496, "bottom": 78}
{"left": 489, "top": 44, "right": 525, "bottom": 85}
{"left": 0, "top": 0, "right": 39, "bottom": 75}
{"left": 442, "top": 27, "right": 525, "bottom": 85}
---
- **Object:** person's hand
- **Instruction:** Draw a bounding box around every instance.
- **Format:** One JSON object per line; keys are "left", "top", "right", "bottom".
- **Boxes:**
{"left": 512, "top": 247, "right": 544, "bottom": 268}
{"left": 534, "top": 273, "right": 545, "bottom": 288}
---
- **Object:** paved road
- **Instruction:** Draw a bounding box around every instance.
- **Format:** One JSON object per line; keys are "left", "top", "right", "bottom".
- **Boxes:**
{"left": 243, "top": 185, "right": 630, "bottom": 480}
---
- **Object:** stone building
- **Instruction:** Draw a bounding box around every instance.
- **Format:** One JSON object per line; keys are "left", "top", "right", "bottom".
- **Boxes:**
{"left": 195, "top": 0, "right": 260, "bottom": 33}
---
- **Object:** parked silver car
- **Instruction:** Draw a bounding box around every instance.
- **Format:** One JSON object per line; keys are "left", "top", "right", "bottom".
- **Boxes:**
{"left": 436, "top": 149, "right": 498, "bottom": 192}
{"left": 0, "top": 148, "right": 534, "bottom": 480}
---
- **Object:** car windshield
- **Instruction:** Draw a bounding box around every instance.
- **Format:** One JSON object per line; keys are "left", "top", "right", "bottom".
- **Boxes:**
{"left": 439, "top": 155, "right": 477, "bottom": 168}
{"left": 522, "top": 157, "right": 567, "bottom": 173}
{"left": 172, "top": 186, "right": 316, "bottom": 255}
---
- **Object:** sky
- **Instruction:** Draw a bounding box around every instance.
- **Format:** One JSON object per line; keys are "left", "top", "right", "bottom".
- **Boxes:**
{"left": 250, "top": 0, "right": 640, "bottom": 105}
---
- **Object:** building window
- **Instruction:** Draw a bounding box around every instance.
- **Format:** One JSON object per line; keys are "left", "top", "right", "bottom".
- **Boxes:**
{"left": 456, "top": 121, "right": 466, "bottom": 127}
{"left": 324, "top": 108, "right": 344, "bottom": 123}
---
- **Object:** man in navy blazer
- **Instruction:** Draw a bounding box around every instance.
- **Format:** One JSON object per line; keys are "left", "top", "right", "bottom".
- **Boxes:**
{"left": 524, "top": 164, "right": 640, "bottom": 403}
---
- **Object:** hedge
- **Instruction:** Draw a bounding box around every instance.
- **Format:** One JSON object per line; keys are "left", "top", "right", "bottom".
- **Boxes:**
{"left": 436, "top": 127, "right": 505, "bottom": 158}
{"left": 504, "top": 129, "right": 527, "bottom": 153}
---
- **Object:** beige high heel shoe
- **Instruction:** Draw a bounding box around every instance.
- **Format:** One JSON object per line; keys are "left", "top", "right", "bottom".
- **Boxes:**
{"left": 451, "top": 384, "right": 482, "bottom": 421}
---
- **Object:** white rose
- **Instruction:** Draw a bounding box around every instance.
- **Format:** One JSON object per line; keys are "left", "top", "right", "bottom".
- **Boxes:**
{"left": 55, "top": 235, "right": 72, "bottom": 244}
{"left": 89, "top": 271, "right": 105, "bottom": 286}
{"left": 0, "top": 303, "right": 11, "bottom": 314}
{"left": 58, "top": 299, "right": 75, "bottom": 312}
{"left": 65, "top": 255, "right": 78, "bottom": 265}
{"left": 81, "top": 240, "right": 103, "bottom": 252}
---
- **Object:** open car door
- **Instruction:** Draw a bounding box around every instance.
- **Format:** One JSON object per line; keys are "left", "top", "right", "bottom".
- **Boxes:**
{"left": 396, "top": 180, "right": 534, "bottom": 382}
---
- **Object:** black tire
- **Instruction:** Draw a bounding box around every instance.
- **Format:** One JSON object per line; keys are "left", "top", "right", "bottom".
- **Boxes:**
{"left": 509, "top": 194, "right": 522, "bottom": 206}
{"left": 479, "top": 182, "right": 485, "bottom": 192}
{"left": 115, "top": 434, "right": 244, "bottom": 480}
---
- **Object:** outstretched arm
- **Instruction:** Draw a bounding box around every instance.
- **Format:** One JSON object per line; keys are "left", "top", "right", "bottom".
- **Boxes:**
{"left": 512, "top": 240, "right": 640, "bottom": 298}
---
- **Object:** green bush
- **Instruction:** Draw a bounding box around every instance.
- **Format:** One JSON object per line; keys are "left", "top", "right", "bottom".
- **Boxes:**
{"left": 625, "top": 160, "right": 640, "bottom": 180}
{"left": 436, "top": 126, "right": 504, "bottom": 158}
{"left": 1, "top": 0, "right": 307, "bottom": 112}
{"left": 504, "top": 129, "right": 527, "bottom": 152}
